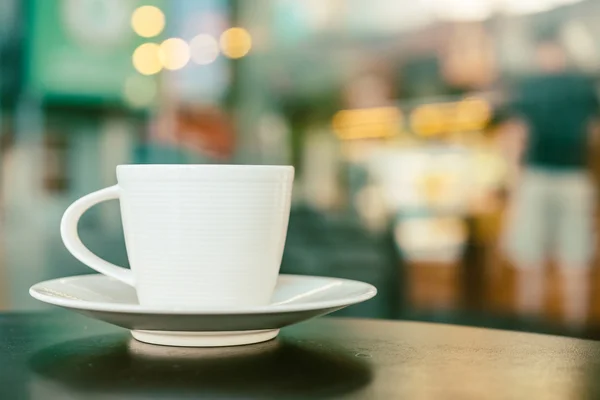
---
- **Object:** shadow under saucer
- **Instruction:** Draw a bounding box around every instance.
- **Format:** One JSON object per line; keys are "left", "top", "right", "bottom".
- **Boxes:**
{"left": 29, "top": 332, "right": 372, "bottom": 399}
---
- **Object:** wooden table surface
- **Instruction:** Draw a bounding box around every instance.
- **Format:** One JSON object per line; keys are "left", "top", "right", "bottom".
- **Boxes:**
{"left": 3, "top": 311, "right": 600, "bottom": 399}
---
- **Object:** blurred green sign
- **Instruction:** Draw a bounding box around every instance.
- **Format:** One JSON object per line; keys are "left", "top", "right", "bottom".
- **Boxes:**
{"left": 27, "top": 0, "right": 162, "bottom": 102}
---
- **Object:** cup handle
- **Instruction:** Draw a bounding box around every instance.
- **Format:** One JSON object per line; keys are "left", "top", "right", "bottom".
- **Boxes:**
{"left": 60, "top": 185, "right": 134, "bottom": 286}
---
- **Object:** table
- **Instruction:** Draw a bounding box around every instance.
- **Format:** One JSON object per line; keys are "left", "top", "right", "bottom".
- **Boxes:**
{"left": 2, "top": 311, "right": 600, "bottom": 399}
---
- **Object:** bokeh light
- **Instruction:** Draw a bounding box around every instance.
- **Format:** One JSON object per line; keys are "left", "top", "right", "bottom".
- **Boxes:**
{"left": 410, "top": 105, "right": 446, "bottom": 137}
{"left": 456, "top": 97, "right": 491, "bottom": 130}
{"left": 424, "top": 0, "right": 493, "bottom": 21}
{"left": 123, "top": 75, "right": 157, "bottom": 108}
{"left": 409, "top": 98, "right": 491, "bottom": 137}
{"left": 131, "top": 5, "right": 165, "bottom": 38}
{"left": 501, "top": 0, "right": 554, "bottom": 15}
{"left": 332, "top": 107, "right": 402, "bottom": 140}
{"left": 190, "top": 34, "right": 220, "bottom": 65}
{"left": 132, "top": 42, "right": 162, "bottom": 75}
{"left": 159, "top": 38, "right": 191, "bottom": 70}
{"left": 219, "top": 27, "right": 252, "bottom": 59}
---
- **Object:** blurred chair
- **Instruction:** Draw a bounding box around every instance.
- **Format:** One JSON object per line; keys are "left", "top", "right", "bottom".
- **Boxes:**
{"left": 281, "top": 206, "right": 404, "bottom": 319}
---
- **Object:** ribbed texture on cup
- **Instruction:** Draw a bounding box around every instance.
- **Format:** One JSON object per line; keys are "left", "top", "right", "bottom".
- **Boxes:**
{"left": 117, "top": 166, "right": 294, "bottom": 309}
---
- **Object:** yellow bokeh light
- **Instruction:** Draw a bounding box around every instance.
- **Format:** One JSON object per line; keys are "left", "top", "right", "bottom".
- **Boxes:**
{"left": 131, "top": 6, "right": 165, "bottom": 38}
{"left": 419, "top": 173, "right": 451, "bottom": 206}
{"left": 332, "top": 107, "right": 402, "bottom": 140}
{"left": 123, "top": 75, "right": 157, "bottom": 108}
{"left": 410, "top": 105, "right": 446, "bottom": 137}
{"left": 408, "top": 98, "right": 491, "bottom": 137}
{"left": 219, "top": 27, "right": 252, "bottom": 59}
{"left": 132, "top": 42, "right": 162, "bottom": 75}
{"left": 456, "top": 97, "right": 491, "bottom": 130}
{"left": 190, "top": 34, "right": 220, "bottom": 65}
{"left": 159, "top": 38, "right": 190, "bottom": 70}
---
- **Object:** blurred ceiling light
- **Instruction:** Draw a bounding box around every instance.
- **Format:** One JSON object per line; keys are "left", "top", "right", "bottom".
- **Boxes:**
{"left": 131, "top": 5, "right": 165, "bottom": 38}
{"left": 423, "top": 0, "right": 582, "bottom": 20}
{"left": 552, "top": 0, "right": 583, "bottom": 5}
{"left": 422, "top": 0, "right": 493, "bottom": 21}
{"left": 159, "top": 38, "right": 190, "bottom": 70}
{"left": 190, "top": 34, "right": 220, "bottom": 65}
{"left": 219, "top": 27, "right": 252, "bottom": 59}
{"left": 132, "top": 42, "right": 162, "bottom": 75}
{"left": 123, "top": 75, "right": 157, "bottom": 108}
{"left": 501, "top": 0, "right": 554, "bottom": 15}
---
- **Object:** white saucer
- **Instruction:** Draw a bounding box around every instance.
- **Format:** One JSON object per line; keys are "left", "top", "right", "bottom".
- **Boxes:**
{"left": 29, "top": 274, "right": 376, "bottom": 347}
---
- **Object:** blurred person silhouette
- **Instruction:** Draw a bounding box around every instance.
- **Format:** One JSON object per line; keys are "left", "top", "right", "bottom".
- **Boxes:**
{"left": 501, "top": 37, "right": 599, "bottom": 327}
{"left": 139, "top": 106, "right": 235, "bottom": 164}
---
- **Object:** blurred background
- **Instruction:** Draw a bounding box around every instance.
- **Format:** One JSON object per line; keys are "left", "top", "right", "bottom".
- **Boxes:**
{"left": 2, "top": 0, "right": 600, "bottom": 338}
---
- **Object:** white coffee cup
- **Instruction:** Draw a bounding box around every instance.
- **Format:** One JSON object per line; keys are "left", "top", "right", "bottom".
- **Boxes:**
{"left": 61, "top": 164, "right": 294, "bottom": 309}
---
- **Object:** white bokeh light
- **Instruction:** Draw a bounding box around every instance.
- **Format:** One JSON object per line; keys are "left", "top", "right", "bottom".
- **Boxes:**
{"left": 190, "top": 34, "right": 220, "bottom": 65}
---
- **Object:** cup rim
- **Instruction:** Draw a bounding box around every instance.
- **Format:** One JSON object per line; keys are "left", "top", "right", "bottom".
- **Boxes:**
{"left": 116, "top": 164, "right": 294, "bottom": 182}
{"left": 117, "top": 164, "right": 294, "bottom": 171}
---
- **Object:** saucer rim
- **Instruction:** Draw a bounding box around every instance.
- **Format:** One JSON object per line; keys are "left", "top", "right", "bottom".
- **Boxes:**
{"left": 29, "top": 274, "right": 377, "bottom": 315}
